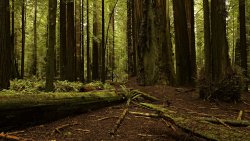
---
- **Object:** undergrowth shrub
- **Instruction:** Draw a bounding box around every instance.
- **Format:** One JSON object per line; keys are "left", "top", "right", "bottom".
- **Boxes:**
{"left": 198, "top": 66, "right": 247, "bottom": 102}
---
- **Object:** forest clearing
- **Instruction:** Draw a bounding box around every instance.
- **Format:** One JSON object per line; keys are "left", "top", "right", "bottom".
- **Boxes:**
{"left": 1, "top": 0, "right": 250, "bottom": 140}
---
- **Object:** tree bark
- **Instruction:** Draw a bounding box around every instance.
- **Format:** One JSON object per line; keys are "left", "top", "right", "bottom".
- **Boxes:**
{"left": 101, "top": 0, "right": 106, "bottom": 83}
{"left": 21, "top": 0, "right": 26, "bottom": 79}
{"left": 31, "top": 0, "right": 38, "bottom": 76}
{"left": 60, "top": 0, "right": 67, "bottom": 80}
{"left": 92, "top": 0, "right": 99, "bottom": 81}
{"left": 86, "top": 0, "right": 91, "bottom": 82}
{"left": 0, "top": 91, "right": 124, "bottom": 131}
{"left": 172, "top": 0, "right": 193, "bottom": 86}
{"left": 0, "top": 0, "right": 11, "bottom": 90}
{"left": 45, "top": 0, "right": 57, "bottom": 91}
{"left": 239, "top": 0, "right": 247, "bottom": 91}
{"left": 65, "top": 0, "right": 76, "bottom": 81}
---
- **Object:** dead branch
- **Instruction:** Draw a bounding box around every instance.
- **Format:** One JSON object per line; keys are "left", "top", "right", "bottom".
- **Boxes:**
{"left": 53, "top": 123, "right": 78, "bottom": 134}
{"left": 0, "top": 133, "right": 33, "bottom": 141}
{"left": 110, "top": 99, "right": 131, "bottom": 135}
{"left": 237, "top": 110, "right": 244, "bottom": 120}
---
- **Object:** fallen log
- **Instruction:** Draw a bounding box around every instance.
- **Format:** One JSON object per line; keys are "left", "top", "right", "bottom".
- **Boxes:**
{"left": 0, "top": 90, "right": 125, "bottom": 131}
{"left": 140, "top": 103, "right": 250, "bottom": 141}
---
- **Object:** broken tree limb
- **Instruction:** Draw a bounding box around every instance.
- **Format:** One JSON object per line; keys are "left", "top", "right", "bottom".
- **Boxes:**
{"left": 130, "top": 90, "right": 160, "bottom": 102}
{"left": 199, "top": 117, "right": 250, "bottom": 127}
{"left": 0, "top": 90, "right": 125, "bottom": 131}
{"left": 139, "top": 103, "right": 250, "bottom": 141}
{"left": 110, "top": 99, "right": 131, "bottom": 135}
{"left": 0, "top": 133, "right": 33, "bottom": 141}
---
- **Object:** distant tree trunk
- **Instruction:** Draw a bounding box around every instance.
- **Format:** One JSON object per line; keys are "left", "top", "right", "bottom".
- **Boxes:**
{"left": 45, "top": 0, "right": 57, "bottom": 91}
{"left": 172, "top": 0, "right": 193, "bottom": 86}
{"left": 184, "top": 0, "right": 196, "bottom": 84}
{"left": 239, "top": 0, "right": 247, "bottom": 91}
{"left": 60, "top": 0, "right": 67, "bottom": 80}
{"left": 21, "top": 0, "right": 26, "bottom": 79}
{"left": 203, "top": 0, "right": 212, "bottom": 81}
{"left": 86, "top": 0, "right": 91, "bottom": 82}
{"left": 111, "top": 9, "right": 115, "bottom": 82}
{"left": 80, "top": 0, "right": 85, "bottom": 82}
{"left": 131, "top": 1, "right": 137, "bottom": 76}
{"left": 0, "top": 0, "right": 11, "bottom": 90}
{"left": 65, "top": 0, "right": 75, "bottom": 81}
{"left": 31, "top": 0, "right": 38, "bottom": 76}
{"left": 165, "top": 0, "right": 175, "bottom": 85}
{"left": 10, "top": 0, "right": 19, "bottom": 79}
{"left": 127, "top": 0, "right": 133, "bottom": 76}
{"left": 101, "top": 0, "right": 106, "bottom": 83}
{"left": 92, "top": 0, "right": 99, "bottom": 81}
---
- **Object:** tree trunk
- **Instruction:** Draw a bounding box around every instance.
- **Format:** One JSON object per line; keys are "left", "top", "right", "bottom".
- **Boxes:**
{"left": 21, "top": 0, "right": 26, "bottom": 79}
{"left": 239, "top": 0, "right": 247, "bottom": 91}
{"left": 65, "top": 0, "right": 75, "bottom": 81}
{"left": 80, "top": 0, "right": 85, "bottom": 82}
{"left": 31, "top": 0, "right": 38, "bottom": 76}
{"left": 0, "top": 91, "right": 124, "bottom": 131}
{"left": 92, "top": 0, "right": 99, "bottom": 81}
{"left": 101, "top": 0, "right": 106, "bottom": 83}
{"left": 127, "top": 0, "right": 133, "bottom": 76}
{"left": 60, "top": 0, "right": 67, "bottom": 80}
{"left": 0, "top": 0, "right": 11, "bottom": 90}
{"left": 203, "top": 0, "right": 212, "bottom": 81}
{"left": 45, "top": 0, "right": 57, "bottom": 91}
{"left": 86, "top": 0, "right": 91, "bottom": 82}
{"left": 172, "top": 0, "right": 193, "bottom": 86}
{"left": 210, "top": 0, "right": 230, "bottom": 81}
{"left": 184, "top": 0, "right": 196, "bottom": 85}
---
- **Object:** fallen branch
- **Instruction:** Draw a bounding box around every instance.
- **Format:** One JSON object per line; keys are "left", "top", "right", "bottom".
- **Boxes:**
{"left": 237, "top": 110, "right": 244, "bottom": 120}
{"left": 129, "top": 111, "right": 159, "bottom": 118}
{"left": 53, "top": 123, "right": 78, "bottom": 134}
{"left": 130, "top": 90, "right": 160, "bottom": 102}
{"left": 139, "top": 103, "right": 250, "bottom": 141}
{"left": 199, "top": 117, "right": 250, "bottom": 127}
{"left": 110, "top": 99, "right": 131, "bottom": 135}
{"left": 0, "top": 133, "right": 33, "bottom": 141}
{"left": 97, "top": 116, "right": 118, "bottom": 121}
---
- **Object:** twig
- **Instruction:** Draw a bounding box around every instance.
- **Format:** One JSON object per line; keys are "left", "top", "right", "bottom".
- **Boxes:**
{"left": 129, "top": 111, "right": 159, "bottom": 118}
{"left": 0, "top": 133, "right": 33, "bottom": 141}
{"left": 7, "top": 131, "right": 25, "bottom": 135}
{"left": 161, "top": 119, "right": 176, "bottom": 132}
{"left": 97, "top": 116, "right": 118, "bottom": 121}
{"left": 213, "top": 116, "right": 232, "bottom": 129}
{"left": 53, "top": 123, "right": 78, "bottom": 134}
{"left": 237, "top": 110, "right": 244, "bottom": 120}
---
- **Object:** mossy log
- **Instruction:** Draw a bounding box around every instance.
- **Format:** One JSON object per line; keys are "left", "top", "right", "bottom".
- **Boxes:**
{"left": 0, "top": 90, "right": 125, "bottom": 131}
{"left": 140, "top": 103, "right": 250, "bottom": 141}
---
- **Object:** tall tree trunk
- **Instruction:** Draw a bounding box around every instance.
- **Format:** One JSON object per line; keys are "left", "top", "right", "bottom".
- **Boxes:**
{"left": 10, "top": 0, "right": 19, "bottom": 79}
{"left": 31, "top": 0, "right": 38, "bottom": 76}
{"left": 184, "top": 0, "right": 196, "bottom": 85}
{"left": 65, "top": 0, "right": 75, "bottom": 81}
{"left": 210, "top": 0, "right": 230, "bottom": 81}
{"left": 86, "top": 0, "right": 91, "bottom": 82}
{"left": 21, "top": 0, "right": 26, "bottom": 79}
{"left": 127, "top": 0, "right": 133, "bottom": 76}
{"left": 92, "top": 0, "right": 99, "bottom": 81}
{"left": 203, "top": 0, "right": 212, "bottom": 81}
{"left": 60, "top": 0, "right": 67, "bottom": 80}
{"left": 172, "top": 0, "right": 193, "bottom": 86}
{"left": 0, "top": 0, "right": 11, "bottom": 90}
{"left": 45, "top": 0, "right": 57, "bottom": 91}
{"left": 165, "top": 0, "right": 175, "bottom": 85}
{"left": 101, "top": 0, "right": 106, "bottom": 83}
{"left": 111, "top": 8, "right": 115, "bottom": 82}
{"left": 239, "top": 0, "right": 247, "bottom": 91}
{"left": 80, "top": 0, "right": 85, "bottom": 82}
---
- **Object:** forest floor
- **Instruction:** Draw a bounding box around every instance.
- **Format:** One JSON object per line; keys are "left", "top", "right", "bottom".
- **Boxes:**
{"left": 3, "top": 77, "right": 250, "bottom": 141}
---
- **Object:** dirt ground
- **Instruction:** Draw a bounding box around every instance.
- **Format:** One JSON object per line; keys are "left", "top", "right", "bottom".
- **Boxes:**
{"left": 3, "top": 78, "right": 250, "bottom": 141}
